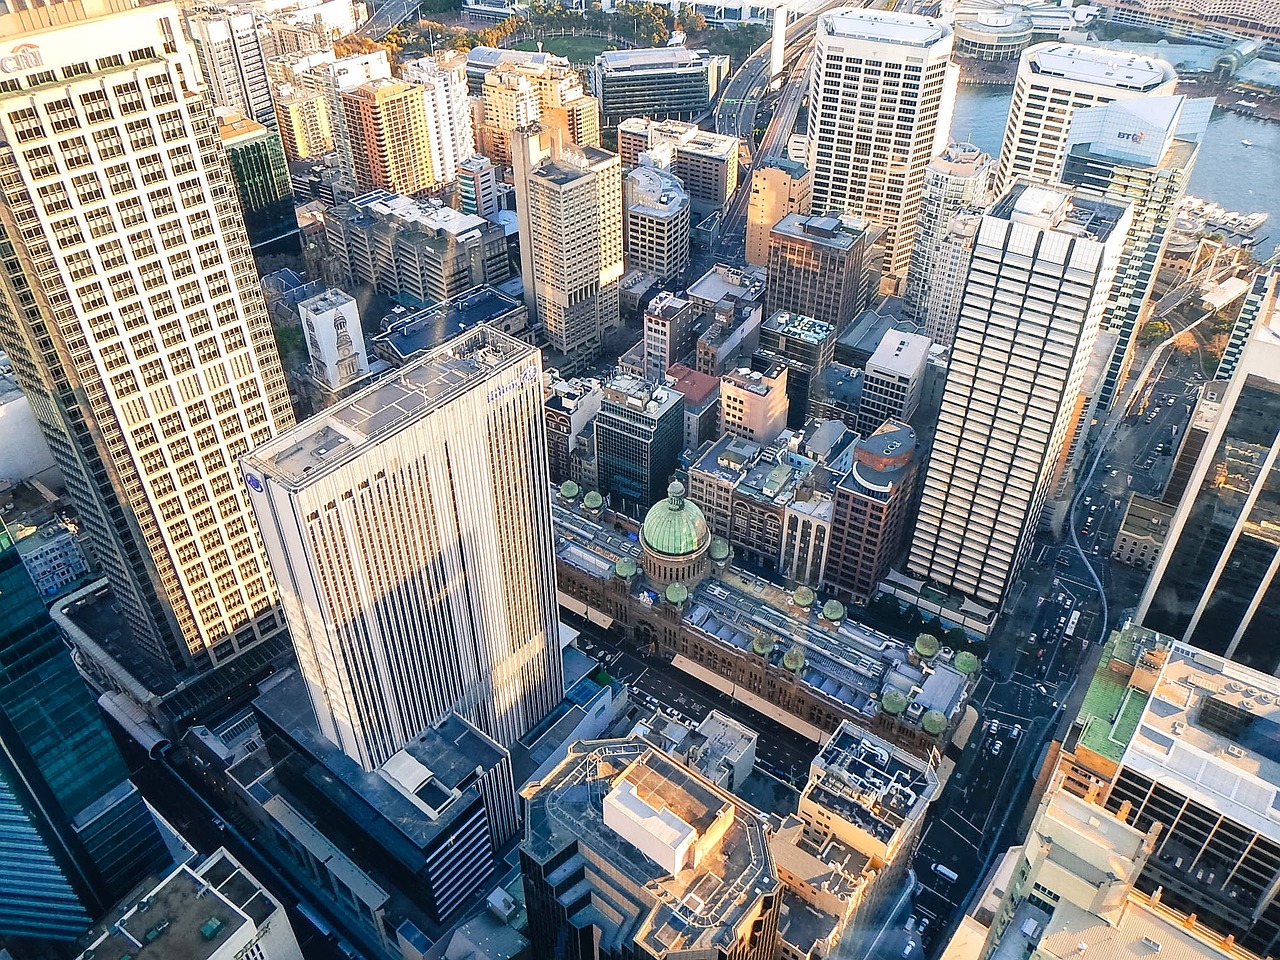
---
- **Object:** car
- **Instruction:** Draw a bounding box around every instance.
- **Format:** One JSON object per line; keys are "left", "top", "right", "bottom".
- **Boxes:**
{"left": 1167, "top": 396, "right": 1176, "bottom": 405}
{"left": 1036, "top": 683, "right": 1049, "bottom": 696}
{"left": 917, "top": 918, "right": 930, "bottom": 935}
{"left": 1110, "top": 469, "right": 1119, "bottom": 477}
{"left": 904, "top": 941, "right": 917, "bottom": 957}
{"left": 1083, "top": 496, "right": 1092, "bottom": 504}
{"left": 990, "top": 740, "right": 1003, "bottom": 757}
{"left": 906, "top": 916, "right": 918, "bottom": 932}
{"left": 1011, "top": 724, "right": 1022, "bottom": 739}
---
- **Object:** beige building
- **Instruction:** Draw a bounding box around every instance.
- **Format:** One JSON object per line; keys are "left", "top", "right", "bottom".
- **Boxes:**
{"left": 994, "top": 43, "right": 1178, "bottom": 195}
{"left": 746, "top": 157, "right": 811, "bottom": 267}
{"left": 341, "top": 79, "right": 439, "bottom": 196}
{"left": 514, "top": 125, "right": 624, "bottom": 373}
{"left": 273, "top": 82, "right": 333, "bottom": 161}
{"left": 720, "top": 364, "right": 790, "bottom": 444}
{"left": 766, "top": 213, "right": 882, "bottom": 333}
{"left": 476, "top": 58, "right": 599, "bottom": 165}
{"left": 1111, "top": 493, "right": 1172, "bottom": 569}
{"left": 624, "top": 165, "right": 691, "bottom": 283}
{"left": 618, "top": 117, "right": 741, "bottom": 219}
{"left": 0, "top": 0, "right": 294, "bottom": 672}
{"left": 807, "top": 10, "right": 958, "bottom": 283}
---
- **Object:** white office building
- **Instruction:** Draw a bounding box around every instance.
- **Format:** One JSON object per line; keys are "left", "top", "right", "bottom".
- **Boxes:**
{"left": 624, "top": 164, "right": 691, "bottom": 283}
{"left": 243, "top": 328, "right": 564, "bottom": 771}
{"left": 806, "top": 9, "right": 957, "bottom": 283}
{"left": 0, "top": 0, "right": 295, "bottom": 672}
{"left": 399, "top": 52, "right": 476, "bottom": 186}
{"left": 906, "top": 183, "right": 1131, "bottom": 608}
{"left": 900, "top": 142, "right": 993, "bottom": 343}
{"left": 857, "top": 330, "right": 931, "bottom": 434}
{"left": 994, "top": 42, "right": 1177, "bottom": 195}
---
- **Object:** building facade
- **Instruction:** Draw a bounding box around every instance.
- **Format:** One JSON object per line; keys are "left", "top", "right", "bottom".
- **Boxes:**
{"left": 514, "top": 126, "right": 624, "bottom": 373}
{"left": 0, "top": 0, "right": 296, "bottom": 673}
{"left": 994, "top": 42, "right": 1178, "bottom": 195}
{"left": 595, "top": 373, "right": 686, "bottom": 517}
{"left": 766, "top": 214, "right": 881, "bottom": 334}
{"left": 593, "top": 47, "right": 730, "bottom": 126}
{"left": 1135, "top": 304, "right": 1280, "bottom": 674}
{"left": 617, "top": 117, "right": 741, "bottom": 219}
{"left": 242, "top": 328, "right": 564, "bottom": 770}
{"left": 857, "top": 330, "right": 930, "bottom": 435}
{"left": 217, "top": 112, "right": 298, "bottom": 251}
{"left": 905, "top": 183, "right": 1130, "bottom": 609}
{"left": 624, "top": 165, "right": 691, "bottom": 283}
{"left": 1061, "top": 95, "right": 1210, "bottom": 410}
{"left": 297, "top": 288, "right": 369, "bottom": 394}
{"left": 0, "top": 522, "right": 170, "bottom": 942}
{"left": 185, "top": 7, "right": 276, "bottom": 129}
{"left": 900, "top": 142, "right": 993, "bottom": 342}
{"left": 746, "top": 157, "right": 811, "bottom": 268}
{"left": 721, "top": 364, "right": 790, "bottom": 444}
{"left": 399, "top": 52, "right": 475, "bottom": 188}
{"left": 806, "top": 10, "right": 957, "bottom": 282}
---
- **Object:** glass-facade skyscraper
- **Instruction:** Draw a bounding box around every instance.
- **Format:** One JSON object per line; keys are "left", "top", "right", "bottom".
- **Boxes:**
{"left": 1137, "top": 307, "right": 1280, "bottom": 672}
{"left": 0, "top": 522, "right": 170, "bottom": 942}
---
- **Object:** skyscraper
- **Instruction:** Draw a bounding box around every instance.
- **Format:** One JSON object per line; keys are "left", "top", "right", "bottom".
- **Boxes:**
{"left": 185, "top": 6, "right": 276, "bottom": 130}
{"left": 0, "top": 522, "right": 170, "bottom": 942}
{"left": 765, "top": 213, "right": 881, "bottom": 333}
{"left": 1061, "top": 95, "right": 1211, "bottom": 410}
{"left": 0, "top": 0, "right": 294, "bottom": 673}
{"left": 806, "top": 9, "right": 957, "bottom": 283}
{"left": 514, "top": 125, "right": 623, "bottom": 373}
{"left": 341, "top": 78, "right": 443, "bottom": 197}
{"left": 399, "top": 51, "right": 476, "bottom": 187}
{"left": 243, "top": 328, "right": 564, "bottom": 771}
{"left": 217, "top": 111, "right": 299, "bottom": 251}
{"left": 900, "top": 142, "right": 993, "bottom": 341}
{"left": 994, "top": 43, "right": 1178, "bottom": 195}
{"left": 1135, "top": 302, "right": 1280, "bottom": 673}
{"left": 907, "top": 183, "right": 1130, "bottom": 609}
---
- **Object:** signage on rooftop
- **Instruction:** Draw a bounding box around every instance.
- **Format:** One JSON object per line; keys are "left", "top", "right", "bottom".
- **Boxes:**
{"left": 1116, "top": 131, "right": 1146, "bottom": 143}
{"left": 0, "top": 44, "right": 41, "bottom": 74}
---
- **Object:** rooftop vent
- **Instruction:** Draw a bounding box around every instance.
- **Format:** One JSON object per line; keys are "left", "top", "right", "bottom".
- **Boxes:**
{"left": 1140, "top": 937, "right": 1162, "bottom": 952}
{"left": 200, "top": 918, "right": 225, "bottom": 941}
{"left": 1227, "top": 744, "right": 1246, "bottom": 757}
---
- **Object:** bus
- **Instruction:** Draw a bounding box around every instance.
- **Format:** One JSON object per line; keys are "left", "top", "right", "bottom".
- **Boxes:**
{"left": 1064, "top": 610, "right": 1081, "bottom": 639}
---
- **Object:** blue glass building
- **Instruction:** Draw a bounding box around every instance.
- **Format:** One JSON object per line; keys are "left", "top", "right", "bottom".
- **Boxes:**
{"left": 0, "top": 522, "right": 170, "bottom": 942}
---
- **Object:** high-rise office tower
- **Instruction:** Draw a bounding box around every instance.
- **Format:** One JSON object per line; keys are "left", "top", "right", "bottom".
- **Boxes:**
{"left": 765, "top": 213, "right": 881, "bottom": 333}
{"left": 624, "top": 165, "right": 691, "bottom": 283}
{"left": 900, "top": 142, "right": 993, "bottom": 340}
{"left": 341, "top": 79, "right": 443, "bottom": 196}
{"left": 595, "top": 373, "right": 685, "bottom": 517}
{"left": 243, "top": 328, "right": 564, "bottom": 771}
{"left": 0, "top": 0, "right": 294, "bottom": 673}
{"left": 616, "top": 118, "right": 741, "bottom": 220}
{"left": 399, "top": 51, "right": 476, "bottom": 187}
{"left": 1061, "top": 95, "right": 1211, "bottom": 410}
{"left": 514, "top": 125, "right": 623, "bottom": 373}
{"left": 746, "top": 157, "right": 811, "bottom": 267}
{"left": 272, "top": 82, "right": 333, "bottom": 161}
{"left": 217, "top": 112, "right": 299, "bottom": 251}
{"left": 1135, "top": 304, "right": 1280, "bottom": 673}
{"left": 1216, "top": 268, "right": 1277, "bottom": 382}
{"left": 299, "top": 51, "right": 392, "bottom": 190}
{"left": 907, "top": 183, "right": 1130, "bottom": 608}
{"left": 806, "top": 10, "right": 957, "bottom": 283}
{"left": 994, "top": 43, "right": 1178, "bottom": 195}
{"left": 185, "top": 6, "right": 276, "bottom": 130}
{"left": 0, "top": 522, "right": 170, "bottom": 943}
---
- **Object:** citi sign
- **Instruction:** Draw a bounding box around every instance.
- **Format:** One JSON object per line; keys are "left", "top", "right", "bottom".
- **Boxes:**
{"left": 1116, "top": 131, "right": 1146, "bottom": 143}
{"left": 0, "top": 44, "right": 41, "bottom": 74}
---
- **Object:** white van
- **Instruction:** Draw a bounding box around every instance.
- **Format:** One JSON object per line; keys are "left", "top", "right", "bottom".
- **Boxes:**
{"left": 933, "top": 863, "right": 959, "bottom": 883}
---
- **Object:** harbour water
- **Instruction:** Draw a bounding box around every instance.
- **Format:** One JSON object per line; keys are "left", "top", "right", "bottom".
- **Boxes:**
{"left": 950, "top": 84, "right": 1280, "bottom": 255}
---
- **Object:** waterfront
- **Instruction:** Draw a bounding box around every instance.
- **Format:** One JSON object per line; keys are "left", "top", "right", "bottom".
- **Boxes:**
{"left": 951, "top": 83, "right": 1280, "bottom": 256}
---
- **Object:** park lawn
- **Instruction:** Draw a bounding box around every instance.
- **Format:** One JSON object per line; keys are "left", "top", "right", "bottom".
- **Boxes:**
{"left": 512, "top": 35, "right": 617, "bottom": 61}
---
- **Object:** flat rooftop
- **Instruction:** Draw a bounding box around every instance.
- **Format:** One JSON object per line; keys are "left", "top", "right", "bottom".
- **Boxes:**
{"left": 1025, "top": 42, "right": 1176, "bottom": 92}
{"left": 771, "top": 213, "right": 869, "bottom": 251}
{"left": 806, "top": 721, "right": 939, "bottom": 843}
{"left": 345, "top": 189, "right": 491, "bottom": 235}
{"left": 372, "top": 286, "right": 524, "bottom": 362}
{"left": 597, "top": 47, "right": 721, "bottom": 71}
{"left": 819, "top": 8, "right": 949, "bottom": 47}
{"left": 245, "top": 327, "right": 535, "bottom": 488}
{"left": 522, "top": 740, "right": 776, "bottom": 956}
{"left": 929, "top": 141, "right": 991, "bottom": 178}
{"left": 627, "top": 165, "right": 689, "bottom": 216}
{"left": 992, "top": 182, "right": 1128, "bottom": 242}
{"left": 764, "top": 311, "right": 835, "bottom": 346}
{"left": 867, "top": 331, "right": 930, "bottom": 376}
{"left": 687, "top": 263, "right": 767, "bottom": 307}
{"left": 76, "top": 852, "right": 273, "bottom": 960}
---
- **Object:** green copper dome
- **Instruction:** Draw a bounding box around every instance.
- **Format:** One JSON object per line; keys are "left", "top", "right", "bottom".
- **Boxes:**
{"left": 709, "top": 537, "right": 731, "bottom": 562}
{"left": 615, "top": 558, "right": 638, "bottom": 579}
{"left": 583, "top": 491, "right": 603, "bottom": 510}
{"left": 783, "top": 645, "right": 805, "bottom": 672}
{"left": 821, "top": 600, "right": 845, "bottom": 622}
{"left": 915, "top": 633, "right": 940, "bottom": 658}
{"left": 665, "top": 582, "right": 689, "bottom": 605}
{"left": 792, "top": 586, "right": 816, "bottom": 608}
{"left": 922, "top": 710, "right": 949, "bottom": 735}
{"left": 954, "top": 651, "right": 981, "bottom": 676}
{"left": 881, "top": 689, "right": 907, "bottom": 715}
{"left": 642, "top": 481, "right": 710, "bottom": 558}
{"left": 559, "top": 480, "right": 580, "bottom": 500}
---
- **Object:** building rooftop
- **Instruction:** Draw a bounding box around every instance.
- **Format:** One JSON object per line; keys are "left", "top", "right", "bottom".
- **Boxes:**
{"left": 758, "top": 155, "right": 809, "bottom": 179}
{"left": 596, "top": 47, "right": 723, "bottom": 72}
{"left": 76, "top": 851, "right": 272, "bottom": 960}
{"left": 371, "top": 286, "right": 525, "bottom": 363}
{"left": 764, "top": 311, "right": 834, "bottom": 346}
{"left": 687, "top": 263, "right": 767, "bottom": 309}
{"left": 626, "top": 165, "right": 690, "bottom": 218}
{"left": 668, "top": 363, "right": 719, "bottom": 408}
{"left": 723, "top": 364, "right": 785, "bottom": 398}
{"left": 1025, "top": 42, "right": 1176, "bottom": 91}
{"left": 929, "top": 141, "right": 992, "bottom": 178}
{"left": 602, "top": 373, "right": 683, "bottom": 419}
{"left": 522, "top": 740, "right": 776, "bottom": 957}
{"left": 867, "top": 331, "right": 931, "bottom": 376}
{"left": 819, "top": 8, "right": 950, "bottom": 46}
{"left": 991, "top": 182, "right": 1128, "bottom": 242}
{"left": 805, "top": 721, "right": 939, "bottom": 844}
{"left": 245, "top": 327, "right": 535, "bottom": 488}
{"left": 691, "top": 433, "right": 763, "bottom": 484}
{"left": 215, "top": 110, "right": 270, "bottom": 146}
{"left": 770, "top": 213, "right": 873, "bottom": 252}
{"left": 619, "top": 117, "right": 740, "bottom": 161}
{"left": 1116, "top": 494, "right": 1173, "bottom": 542}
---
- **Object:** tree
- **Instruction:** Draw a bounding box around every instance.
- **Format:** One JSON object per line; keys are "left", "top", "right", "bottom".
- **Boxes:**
{"left": 1138, "top": 320, "right": 1171, "bottom": 345}
{"left": 1207, "top": 332, "right": 1230, "bottom": 359}
{"left": 1171, "top": 331, "right": 1197, "bottom": 356}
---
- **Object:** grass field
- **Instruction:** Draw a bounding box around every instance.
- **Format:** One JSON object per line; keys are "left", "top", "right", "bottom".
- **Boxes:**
{"left": 512, "top": 35, "right": 616, "bottom": 61}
